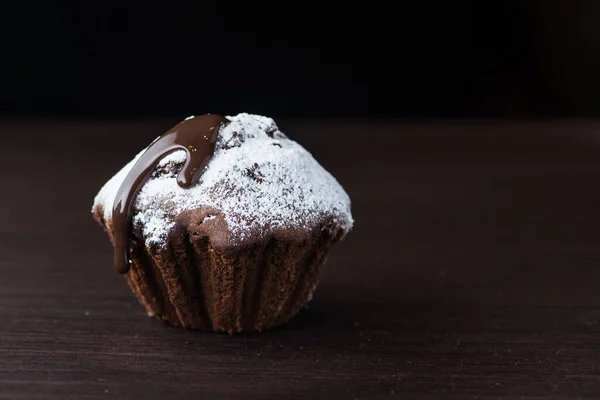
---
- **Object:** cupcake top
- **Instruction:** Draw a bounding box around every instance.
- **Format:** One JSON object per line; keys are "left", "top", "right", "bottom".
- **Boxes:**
{"left": 93, "top": 113, "right": 353, "bottom": 252}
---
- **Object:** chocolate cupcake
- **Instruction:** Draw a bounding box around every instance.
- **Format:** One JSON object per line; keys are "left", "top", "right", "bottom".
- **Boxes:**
{"left": 92, "top": 113, "right": 353, "bottom": 332}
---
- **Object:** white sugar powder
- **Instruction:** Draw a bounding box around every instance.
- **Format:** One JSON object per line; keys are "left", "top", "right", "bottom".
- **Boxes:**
{"left": 93, "top": 113, "right": 353, "bottom": 247}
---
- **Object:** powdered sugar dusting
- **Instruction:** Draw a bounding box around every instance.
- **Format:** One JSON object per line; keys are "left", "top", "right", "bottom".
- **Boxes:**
{"left": 93, "top": 113, "right": 353, "bottom": 247}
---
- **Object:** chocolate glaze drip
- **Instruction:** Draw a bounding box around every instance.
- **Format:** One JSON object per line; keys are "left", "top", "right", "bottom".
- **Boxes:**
{"left": 112, "top": 114, "right": 227, "bottom": 274}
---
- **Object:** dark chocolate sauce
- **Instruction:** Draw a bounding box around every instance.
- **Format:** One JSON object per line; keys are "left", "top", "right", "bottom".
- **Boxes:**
{"left": 112, "top": 114, "right": 227, "bottom": 274}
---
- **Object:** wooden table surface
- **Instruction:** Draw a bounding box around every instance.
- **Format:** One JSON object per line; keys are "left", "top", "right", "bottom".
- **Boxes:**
{"left": 2, "top": 119, "right": 600, "bottom": 399}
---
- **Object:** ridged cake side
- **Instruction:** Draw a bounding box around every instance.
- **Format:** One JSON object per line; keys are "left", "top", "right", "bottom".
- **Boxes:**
{"left": 93, "top": 204, "right": 343, "bottom": 332}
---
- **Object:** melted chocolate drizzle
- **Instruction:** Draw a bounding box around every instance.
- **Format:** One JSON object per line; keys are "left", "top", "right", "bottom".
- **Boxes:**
{"left": 112, "top": 114, "right": 227, "bottom": 274}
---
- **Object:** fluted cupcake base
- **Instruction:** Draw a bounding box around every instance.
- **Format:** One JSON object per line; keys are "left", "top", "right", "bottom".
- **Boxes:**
{"left": 124, "top": 224, "right": 337, "bottom": 333}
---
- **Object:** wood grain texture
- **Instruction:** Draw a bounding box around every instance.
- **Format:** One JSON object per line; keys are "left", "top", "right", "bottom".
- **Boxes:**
{"left": 2, "top": 119, "right": 600, "bottom": 399}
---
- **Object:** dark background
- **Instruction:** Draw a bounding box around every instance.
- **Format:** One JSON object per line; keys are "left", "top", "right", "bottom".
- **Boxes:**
{"left": 1, "top": 1, "right": 599, "bottom": 119}
{"left": 0, "top": 0, "right": 600, "bottom": 117}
